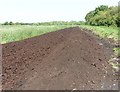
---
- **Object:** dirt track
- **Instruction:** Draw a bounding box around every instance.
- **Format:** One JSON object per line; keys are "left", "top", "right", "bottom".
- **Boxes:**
{"left": 2, "top": 27, "right": 118, "bottom": 90}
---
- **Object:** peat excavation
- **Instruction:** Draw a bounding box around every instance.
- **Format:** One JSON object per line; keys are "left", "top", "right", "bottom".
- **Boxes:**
{"left": 2, "top": 27, "right": 118, "bottom": 90}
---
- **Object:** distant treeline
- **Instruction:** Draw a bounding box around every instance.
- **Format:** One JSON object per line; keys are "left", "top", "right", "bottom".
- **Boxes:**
{"left": 1, "top": 5, "right": 119, "bottom": 27}
{"left": 85, "top": 5, "right": 119, "bottom": 27}
{"left": 2, "top": 21, "right": 85, "bottom": 26}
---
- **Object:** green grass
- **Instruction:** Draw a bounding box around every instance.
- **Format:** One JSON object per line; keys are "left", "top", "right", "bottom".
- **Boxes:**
{"left": 0, "top": 25, "right": 119, "bottom": 44}
{"left": 0, "top": 25, "right": 74, "bottom": 44}
{"left": 79, "top": 25, "right": 119, "bottom": 41}
{"left": 113, "top": 47, "right": 120, "bottom": 57}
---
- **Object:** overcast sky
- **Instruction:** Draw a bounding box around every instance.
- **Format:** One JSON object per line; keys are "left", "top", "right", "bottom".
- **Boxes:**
{"left": 0, "top": 0, "right": 119, "bottom": 23}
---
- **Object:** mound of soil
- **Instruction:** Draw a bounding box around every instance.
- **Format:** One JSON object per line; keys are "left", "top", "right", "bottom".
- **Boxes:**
{"left": 2, "top": 27, "right": 118, "bottom": 90}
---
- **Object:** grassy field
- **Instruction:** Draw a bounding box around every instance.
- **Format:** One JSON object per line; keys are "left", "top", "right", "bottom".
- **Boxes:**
{"left": 0, "top": 25, "right": 119, "bottom": 44}
{"left": 79, "top": 25, "right": 119, "bottom": 41}
{"left": 0, "top": 25, "right": 74, "bottom": 44}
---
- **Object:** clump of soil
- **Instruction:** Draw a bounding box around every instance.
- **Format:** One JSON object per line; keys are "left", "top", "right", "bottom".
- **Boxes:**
{"left": 2, "top": 27, "right": 118, "bottom": 90}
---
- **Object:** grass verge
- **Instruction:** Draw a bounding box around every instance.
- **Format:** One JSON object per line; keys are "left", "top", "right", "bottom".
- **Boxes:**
{"left": 0, "top": 25, "right": 74, "bottom": 44}
{"left": 79, "top": 25, "right": 119, "bottom": 41}
{"left": 79, "top": 25, "right": 119, "bottom": 72}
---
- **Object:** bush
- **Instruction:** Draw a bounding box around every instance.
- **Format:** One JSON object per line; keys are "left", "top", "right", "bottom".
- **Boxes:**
{"left": 85, "top": 5, "right": 119, "bottom": 27}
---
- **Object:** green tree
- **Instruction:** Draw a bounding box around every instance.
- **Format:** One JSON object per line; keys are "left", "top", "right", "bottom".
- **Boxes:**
{"left": 3, "top": 22, "right": 9, "bottom": 25}
{"left": 85, "top": 5, "right": 118, "bottom": 27}
{"left": 9, "top": 21, "right": 14, "bottom": 25}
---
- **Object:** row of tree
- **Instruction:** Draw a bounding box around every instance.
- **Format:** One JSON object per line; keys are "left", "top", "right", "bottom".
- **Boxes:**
{"left": 2, "top": 5, "right": 119, "bottom": 27}
{"left": 3, "top": 22, "right": 34, "bottom": 25}
{"left": 85, "top": 5, "right": 119, "bottom": 27}
{"left": 2, "top": 21, "right": 85, "bottom": 26}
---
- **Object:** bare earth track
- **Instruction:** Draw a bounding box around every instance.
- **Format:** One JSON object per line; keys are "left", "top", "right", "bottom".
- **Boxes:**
{"left": 2, "top": 27, "right": 118, "bottom": 90}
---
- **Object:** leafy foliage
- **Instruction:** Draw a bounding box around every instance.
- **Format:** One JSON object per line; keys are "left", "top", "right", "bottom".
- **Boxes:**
{"left": 85, "top": 5, "right": 119, "bottom": 27}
